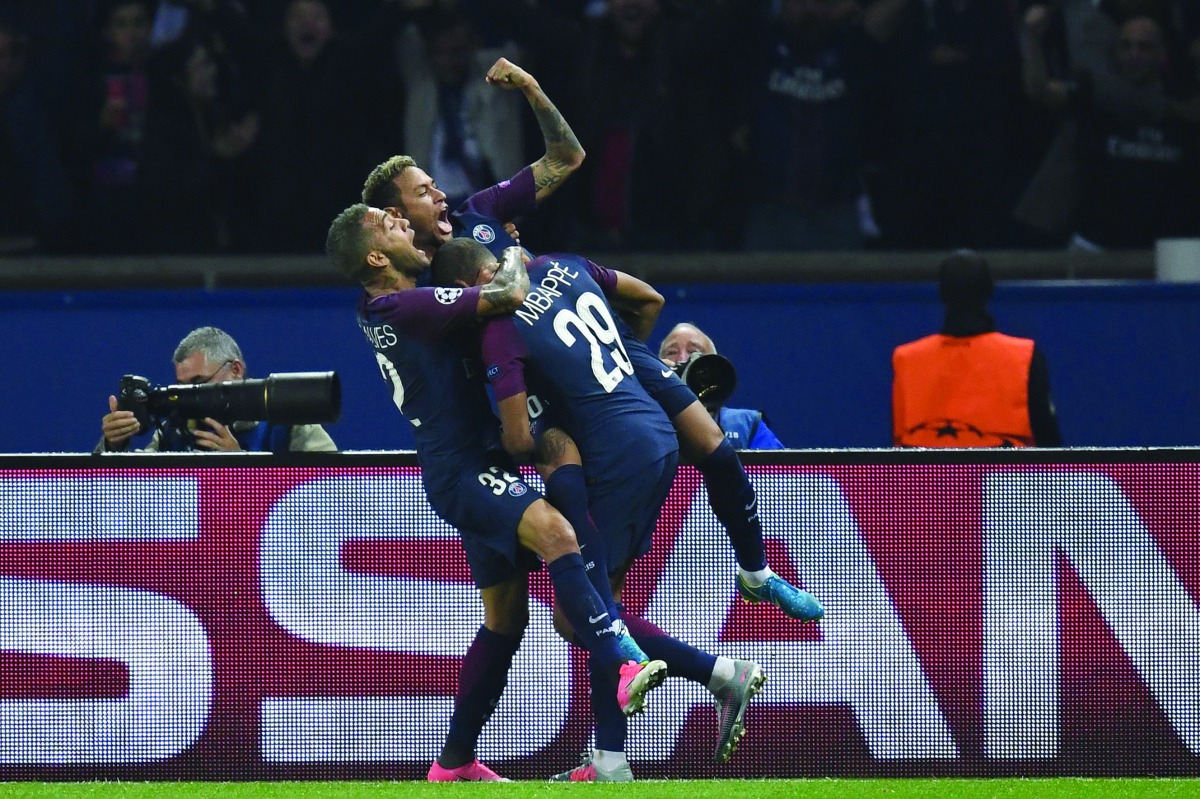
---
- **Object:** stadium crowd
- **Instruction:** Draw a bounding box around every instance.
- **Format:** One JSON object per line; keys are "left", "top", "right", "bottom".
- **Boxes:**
{"left": 1, "top": 0, "right": 1198, "bottom": 258}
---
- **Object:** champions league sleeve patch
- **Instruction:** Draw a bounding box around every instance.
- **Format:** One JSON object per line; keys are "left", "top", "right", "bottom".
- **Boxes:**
{"left": 434, "top": 287, "right": 464, "bottom": 304}
{"left": 472, "top": 224, "right": 496, "bottom": 244}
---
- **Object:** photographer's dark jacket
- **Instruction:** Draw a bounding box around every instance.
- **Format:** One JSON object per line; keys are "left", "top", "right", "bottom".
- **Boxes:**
{"left": 94, "top": 421, "right": 336, "bottom": 454}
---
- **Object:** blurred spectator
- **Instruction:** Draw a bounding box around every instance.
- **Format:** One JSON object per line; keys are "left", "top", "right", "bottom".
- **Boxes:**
{"left": 0, "top": 1, "right": 92, "bottom": 133}
{"left": 479, "top": 0, "right": 735, "bottom": 251}
{"left": 1020, "top": 11, "right": 1200, "bottom": 249}
{"left": 1012, "top": 0, "right": 1198, "bottom": 243}
{"left": 0, "top": 16, "right": 75, "bottom": 253}
{"left": 134, "top": 32, "right": 260, "bottom": 252}
{"left": 5, "top": 1, "right": 1192, "bottom": 257}
{"left": 72, "top": 0, "right": 157, "bottom": 253}
{"left": 658, "top": 322, "right": 786, "bottom": 450}
{"left": 892, "top": 250, "right": 1062, "bottom": 448}
{"left": 394, "top": 7, "right": 525, "bottom": 210}
{"left": 153, "top": 1, "right": 263, "bottom": 251}
{"left": 869, "top": 0, "right": 1026, "bottom": 250}
{"left": 251, "top": 0, "right": 398, "bottom": 252}
{"left": 729, "top": 0, "right": 889, "bottom": 251}
{"left": 150, "top": 0, "right": 260, "bottom": 123}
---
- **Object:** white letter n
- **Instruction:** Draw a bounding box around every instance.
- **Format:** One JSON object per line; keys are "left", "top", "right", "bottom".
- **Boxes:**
{"left": 984, "top": 472, "right": 1200, "bottom": 758}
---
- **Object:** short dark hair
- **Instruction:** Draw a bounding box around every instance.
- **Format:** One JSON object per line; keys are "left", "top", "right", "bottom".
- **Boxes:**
{"left": 325, "top": 204, "right": 373, "bottom": 285}
{"left": 431, "top": 237, "right": 492, "bottom": 287}
{"left": 938, "top": 249, "right": 993, "bottom": 308}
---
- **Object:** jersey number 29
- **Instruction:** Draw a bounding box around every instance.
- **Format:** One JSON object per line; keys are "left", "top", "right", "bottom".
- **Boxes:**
{"left": 552, "top": 292, "right": 633, "bottom": 393}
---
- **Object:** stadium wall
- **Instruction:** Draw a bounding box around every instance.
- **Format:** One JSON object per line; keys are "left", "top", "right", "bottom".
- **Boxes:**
{"left": 0, "top": 450, "right": 1197, "bottom": 780}
{"left": 4, "top": 281, "right": 1200, "bottom": 454}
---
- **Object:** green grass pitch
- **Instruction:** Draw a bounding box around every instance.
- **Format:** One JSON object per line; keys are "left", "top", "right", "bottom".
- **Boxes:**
{"left": 4, "top": 780, "right": 1199, "bottom": 799}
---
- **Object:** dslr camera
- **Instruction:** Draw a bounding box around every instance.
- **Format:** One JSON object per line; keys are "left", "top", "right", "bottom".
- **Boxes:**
{"left": 672, "top": 353, "right": 737, "bottom": 410}
{"left": 117, "top": 372, "right": 341, "bottom": 448}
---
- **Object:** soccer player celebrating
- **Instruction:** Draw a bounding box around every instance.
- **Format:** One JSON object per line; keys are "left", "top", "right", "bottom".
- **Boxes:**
{"left": 325, "top": 206, "right": 667, "bottom": 782}
{"left": 362, "top": 59, "right": 823, "bottom": 624}
{"left": 434, "top": 238, "right": 768, "bottom": 780}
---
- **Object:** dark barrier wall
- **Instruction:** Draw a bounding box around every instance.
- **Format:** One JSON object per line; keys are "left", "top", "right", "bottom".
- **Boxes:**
{"left": 3, "top": 281, "right": 1200, "bottom": 453}
{"left": 1, "top": 450, "right": 1198, "bottom": 779}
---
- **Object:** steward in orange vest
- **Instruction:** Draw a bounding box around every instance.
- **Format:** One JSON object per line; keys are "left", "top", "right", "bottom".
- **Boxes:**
{"left": 892, "top": 250, "right": 1062, "bottom": 448}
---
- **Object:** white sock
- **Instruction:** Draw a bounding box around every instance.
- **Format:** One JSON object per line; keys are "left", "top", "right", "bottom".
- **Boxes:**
{"left": 738, "top": 566, "right": 774, "bottom": 588}
{"left": 592, "top": 749, "right": 628, "bottom": 770}
{"left": 707, "top": 656, "right": 737, "bottom": 693}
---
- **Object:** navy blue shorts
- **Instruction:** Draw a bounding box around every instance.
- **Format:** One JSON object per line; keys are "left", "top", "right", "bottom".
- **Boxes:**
{"left": 589, "top": 451, "right": 679, "bottom": 574}
{"left": 425, "top": 451, "right": 542, "bottom": 589}
{"left": 622, "top": 335, "right": 697, "bottom": 420}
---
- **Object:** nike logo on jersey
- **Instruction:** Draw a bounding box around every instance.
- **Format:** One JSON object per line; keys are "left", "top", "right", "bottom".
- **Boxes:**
{"left": 660, "top": 368, "right": 674, "bottom": 379}
{"left": 588, "top": 613, "right": 610, "bottom": 624}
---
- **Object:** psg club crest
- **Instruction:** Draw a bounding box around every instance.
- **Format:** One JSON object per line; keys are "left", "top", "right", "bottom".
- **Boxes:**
{"left": 508, "top": 482, "right": 527, "bottom": 497}
{"left": 434, "top": 287, "right": 463, "bottom": 305}
{"left": 472, "top": 224, "right": 496, "bottom": 244}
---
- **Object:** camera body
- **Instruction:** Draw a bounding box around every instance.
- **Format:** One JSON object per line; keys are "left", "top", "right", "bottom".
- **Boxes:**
{"left": 117, "top": 372, "right": 341, "bottom": 448}
{"left": 672, "top": 353, "right": 737, "bottom": 410}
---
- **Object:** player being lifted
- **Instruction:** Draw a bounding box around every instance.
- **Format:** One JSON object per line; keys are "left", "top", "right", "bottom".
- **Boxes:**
{"left": 434, "top": 238, "right": 768, "bottom": 780}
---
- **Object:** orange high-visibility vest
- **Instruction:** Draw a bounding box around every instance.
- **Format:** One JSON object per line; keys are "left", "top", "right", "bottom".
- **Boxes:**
{"left": 892, "top": 332, "right": 1035, "bottom": 447}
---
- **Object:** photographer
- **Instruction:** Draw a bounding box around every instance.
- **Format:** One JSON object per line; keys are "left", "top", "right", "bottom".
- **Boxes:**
{"left": 658, "top": 323, "right": 784, "bottom": 451}
{"left": 95, "top": 326, "right": 337, "bottom": 453}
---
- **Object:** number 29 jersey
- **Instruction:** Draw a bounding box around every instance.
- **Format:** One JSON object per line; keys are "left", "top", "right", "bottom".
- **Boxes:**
{"left": 480, "top": 254, "right": 677, "bottom": 492}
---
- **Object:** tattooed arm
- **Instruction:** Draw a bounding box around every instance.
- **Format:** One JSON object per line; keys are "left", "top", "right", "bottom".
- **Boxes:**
{"left": 478, "top": 246, "right": 531, "bottom": 315}
{"left": 485, "top": 58, "right": 585, "bottom": 203}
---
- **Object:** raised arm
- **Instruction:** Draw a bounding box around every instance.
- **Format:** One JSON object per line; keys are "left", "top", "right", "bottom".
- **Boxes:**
{"left": 1020, "top": 5, "right": 1070, "bottom": 110}
{"left": 485, "top": 58, "right": 585, "bottom": 203}
{"left": 478, "top": 246, "right": 530, "bottom": 316}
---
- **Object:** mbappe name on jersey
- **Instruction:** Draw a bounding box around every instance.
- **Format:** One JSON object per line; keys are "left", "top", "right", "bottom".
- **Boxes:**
{"left": 514, "top": 261, "right": 580, "bottom": 327}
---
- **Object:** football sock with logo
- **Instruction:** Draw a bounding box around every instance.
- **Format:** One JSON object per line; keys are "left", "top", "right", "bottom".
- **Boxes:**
{"left": 590, "top": 657, "right": 628, "bottom": 752}
{"left": 623, "top": 613, "right": 717, "bottom": 685}
{"left": 441, "top": 625, "right": 520, "bottom": 768}
{"left": 547, "top": 553, "right": 625, "bottom": 669}
{"left": 697, "top": 439, "right": 768, "bottom": 572}
{"left": 545, "top": 465, "right": 618, "bottom": 614}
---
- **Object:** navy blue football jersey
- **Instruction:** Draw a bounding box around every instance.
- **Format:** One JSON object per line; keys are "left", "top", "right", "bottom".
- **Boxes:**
{"left": 455, "top": 170, "right": 699, "bottom": 421}
{"left": 451, "top": 167, "right": 534, "bottom": 258}
{"left": 357, "top": 287, "right": 501, "bottom": 495}
{"left": 480, "top": 255, "right": 677, "bottom": 492}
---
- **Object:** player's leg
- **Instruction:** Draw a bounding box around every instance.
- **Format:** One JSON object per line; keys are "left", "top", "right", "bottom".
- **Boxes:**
{"left": 425, "top": 463, "right": 548, "bottom": 783}
{"left": 549, "top": 657, "right": 635, "bottom": 783}
{"left": 597, "top": 451, "right": 763, "bottom": 763}
{"left": 618, "top": 602, "right": 765, "bottom": 764}
{"left": 429, "top": 572, "right": 527, "bottom": 782}
{"left": 516, "top": 498, "right": 666, "bottom": 715}
{"left": 619, "top": 335, "right": 822, "bottom": 619}
{"left": 534, "top": 427, "right": 621, "bottom": 623}
{"left": 607, "top": 456, "right": 767, "bottom": 764}
{"left": 672, "top": 402, "right": 823, "bottom": 621}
